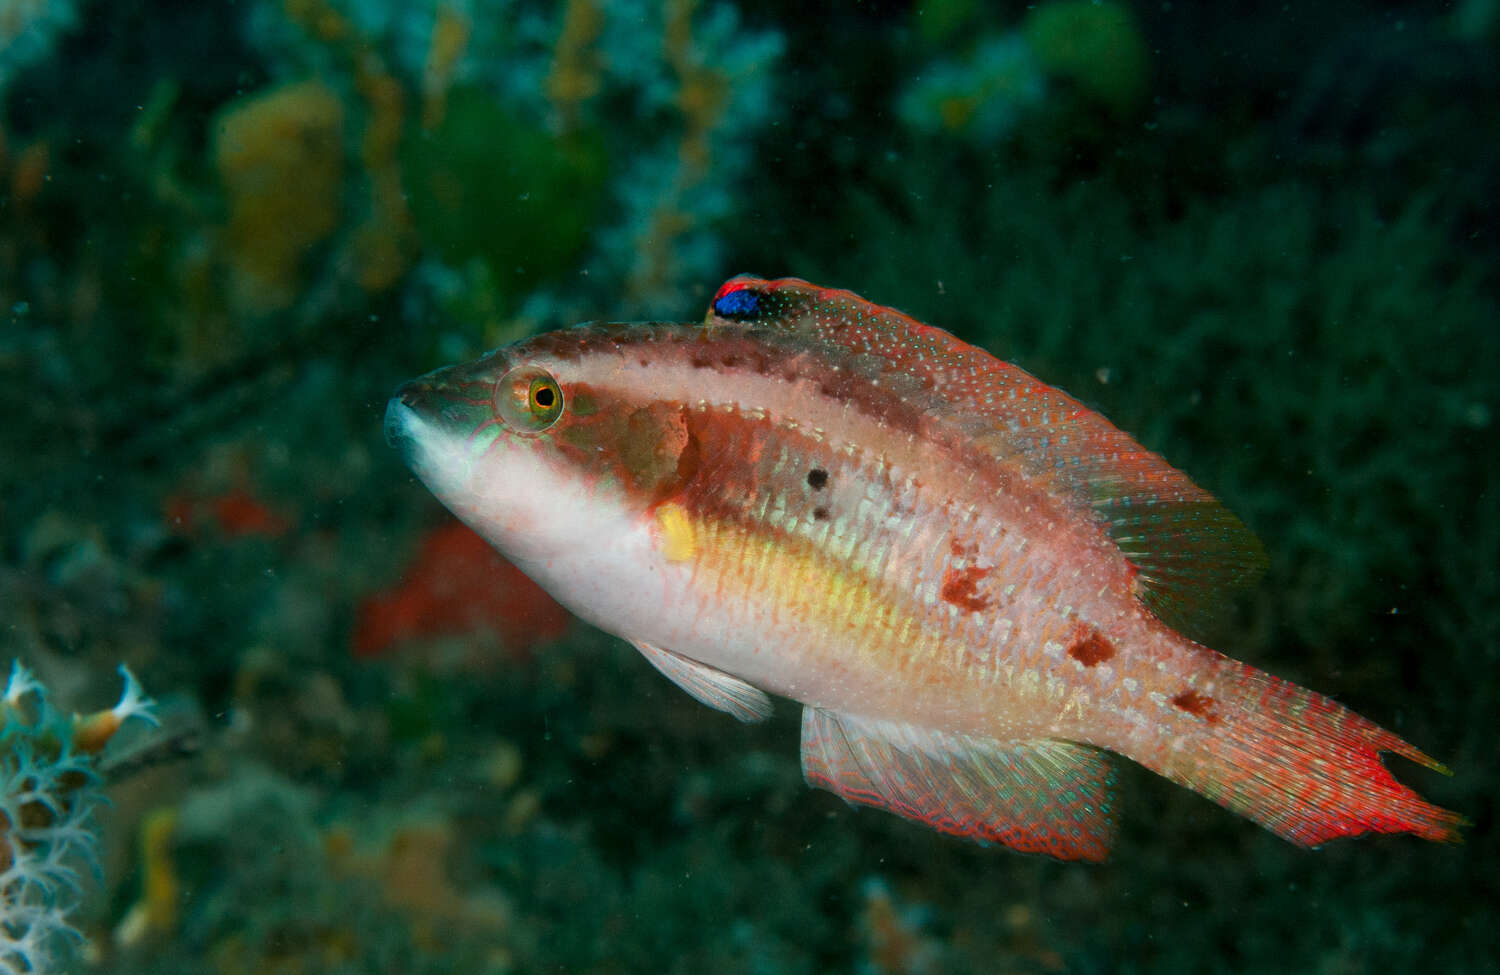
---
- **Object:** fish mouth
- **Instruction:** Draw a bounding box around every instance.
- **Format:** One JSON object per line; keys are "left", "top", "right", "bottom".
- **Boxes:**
{"left": 384, "top": 379, "right": 438, "bottom": 459}
{"left": 385, "top": 358, "right": 509, "bottom": 484}
{"left": 384, "top": 370, "right": 495, "bottom": 473}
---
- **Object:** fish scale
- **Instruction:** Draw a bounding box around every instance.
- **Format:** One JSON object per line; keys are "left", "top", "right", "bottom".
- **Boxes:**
{"left": 665, "top": 398, "right": 1109, "bottom": 737}
{"left": 385, "top": 275, "right": 1464, "bottom": 860}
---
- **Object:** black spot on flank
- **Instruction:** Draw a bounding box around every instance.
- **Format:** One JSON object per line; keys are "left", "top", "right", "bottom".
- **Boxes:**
{"left": 807, "top": 468, "right": 829, "bottom": 490}
{"left": 813, "top": 507, "right": 829, "bottom": 521}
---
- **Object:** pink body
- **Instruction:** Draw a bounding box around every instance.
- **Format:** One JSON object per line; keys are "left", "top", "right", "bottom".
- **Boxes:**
{"left": 386, "top": 276, "right": 1462, "bottom": 860}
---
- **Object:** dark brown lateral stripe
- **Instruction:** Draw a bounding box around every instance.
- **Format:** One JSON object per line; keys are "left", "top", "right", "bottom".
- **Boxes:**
{"left": 528, "top": 324, "right": 932, "bottom": 437}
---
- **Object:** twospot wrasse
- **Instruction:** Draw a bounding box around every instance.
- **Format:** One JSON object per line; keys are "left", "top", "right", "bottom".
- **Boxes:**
{"left": 384, "top": 276, "right": 1463, "bottom": 861}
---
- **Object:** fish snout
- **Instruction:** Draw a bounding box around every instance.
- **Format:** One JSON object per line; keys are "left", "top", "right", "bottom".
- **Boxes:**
{"left": 385, "top": 364, "right": 505, "bottom": 477}
{"left": 384, "top": 380, "right": 432, "bottom": 454}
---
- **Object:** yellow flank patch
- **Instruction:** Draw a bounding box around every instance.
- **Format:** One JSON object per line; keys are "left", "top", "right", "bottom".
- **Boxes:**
{"left": 699, "top": 516, "right": 926, "bottom": 674}
{"left": 655, "top": 501, "right": 697, "bottom": 562}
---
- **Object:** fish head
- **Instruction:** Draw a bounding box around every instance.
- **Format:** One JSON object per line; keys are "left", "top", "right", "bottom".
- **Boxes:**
{"left": 384, "top": 325, "right": 704, "bottom": 623}
{"left": 386, "top": 341, "right": 607, "bottom": 560}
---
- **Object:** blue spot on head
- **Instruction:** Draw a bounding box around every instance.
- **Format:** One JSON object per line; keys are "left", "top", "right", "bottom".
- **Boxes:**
{"left": 714, "top": 287, "right": 759, "bottom": 319}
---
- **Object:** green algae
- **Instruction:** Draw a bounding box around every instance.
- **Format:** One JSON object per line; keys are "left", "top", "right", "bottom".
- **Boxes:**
{"left": 401, "top": 87, "right": 607, "bottom": 314}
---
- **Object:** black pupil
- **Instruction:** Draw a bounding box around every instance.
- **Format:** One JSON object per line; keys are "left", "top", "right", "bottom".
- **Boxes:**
{"left": 534, "top": 385, "right": 555, "bottom": 408}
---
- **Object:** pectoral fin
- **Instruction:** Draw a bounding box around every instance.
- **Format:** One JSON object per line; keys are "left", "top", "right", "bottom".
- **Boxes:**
{"left": 630, "top": 640, "right": 773, "bottom": 722}
{"left": 800, "top": 707, "right": 1117, "bottom": 861}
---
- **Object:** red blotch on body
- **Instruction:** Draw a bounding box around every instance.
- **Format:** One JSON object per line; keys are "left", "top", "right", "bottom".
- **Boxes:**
{"left": 940, "top": 564, "right": 991, "bottom": 613}
{"left": 1067, "top": 629, "right": 1116, "bottom": 667}
{"left": 352, "top": 520, "right": 573, "bottom": 659}
{"left": 1171, "top": 689, "right": 1219, "bottom": 723}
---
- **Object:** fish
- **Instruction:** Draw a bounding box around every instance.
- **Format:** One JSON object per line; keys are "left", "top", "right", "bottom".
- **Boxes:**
{"left": 384, "top": 275, "right": 1463, "bottom": 861}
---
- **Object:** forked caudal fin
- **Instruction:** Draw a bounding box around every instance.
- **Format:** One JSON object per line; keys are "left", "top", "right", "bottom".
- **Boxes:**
{"left": 1142, "top": 659, "right": 1466, "bottom": 847}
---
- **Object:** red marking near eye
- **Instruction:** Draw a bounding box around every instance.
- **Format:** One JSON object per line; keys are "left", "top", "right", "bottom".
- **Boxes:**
{"left": 1171, "top": 689, "right": 1219, "bottom": 723}
{"left": 941, "top": 564, "right": 991, "bottom": 612}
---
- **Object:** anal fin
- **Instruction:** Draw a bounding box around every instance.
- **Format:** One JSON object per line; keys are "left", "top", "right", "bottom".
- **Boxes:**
{"left": 630, "top": 640, "right": 773, "bottom": 722}
{"left": 800, "top": 708, "right": 1117, "bottom": 861}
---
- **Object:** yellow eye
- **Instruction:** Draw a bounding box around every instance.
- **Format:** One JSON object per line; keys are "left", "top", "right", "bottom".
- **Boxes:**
{"left": 496, "top": 366, "right": 564, "bottom": 433}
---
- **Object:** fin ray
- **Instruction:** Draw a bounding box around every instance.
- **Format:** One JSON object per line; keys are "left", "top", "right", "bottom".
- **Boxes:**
{"left": 710, "top": 277, "right": 1267, "bottom": 633}
{"left": 630, "top": 640, "right": 773, "bottom": 722}
{"left": 1143, "top": 659, "right": 1465, "bottom": 846}
{"left": 800, "top": 707, "right": 1117, "bottom": 861}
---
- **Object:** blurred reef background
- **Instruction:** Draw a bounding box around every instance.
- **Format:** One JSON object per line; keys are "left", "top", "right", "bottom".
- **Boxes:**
{"left": 1, "top": 0, "right": 1497, "bottom": 971}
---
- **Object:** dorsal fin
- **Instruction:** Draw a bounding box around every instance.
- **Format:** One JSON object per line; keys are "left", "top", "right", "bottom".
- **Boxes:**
{"left": 707, "top": 277, "right": 1267, "bottom": 634}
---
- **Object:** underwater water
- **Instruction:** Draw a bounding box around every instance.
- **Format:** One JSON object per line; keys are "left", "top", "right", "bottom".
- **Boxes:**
{"left": 1, "top": 0, "right": 1497, "bottom": 972}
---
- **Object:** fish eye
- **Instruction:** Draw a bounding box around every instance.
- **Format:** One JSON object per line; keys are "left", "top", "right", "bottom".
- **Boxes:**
{"left": 496, "top": 366, "right": 564, "bottom": 434}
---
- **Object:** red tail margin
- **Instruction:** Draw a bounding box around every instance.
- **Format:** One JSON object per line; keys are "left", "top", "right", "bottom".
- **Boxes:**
{"left": 1149, "top": 659, "right": 1465, "bottom": 846}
